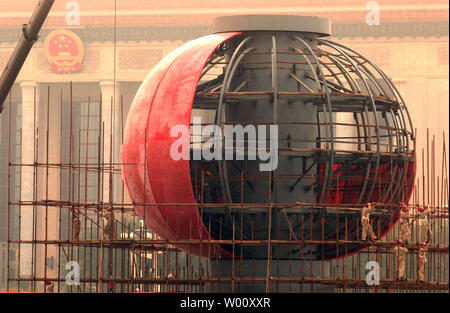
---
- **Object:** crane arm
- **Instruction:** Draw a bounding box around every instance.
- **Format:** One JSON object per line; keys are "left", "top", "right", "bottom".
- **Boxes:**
{"left": 0, "top": 0, "right": 55, "bottom": 113}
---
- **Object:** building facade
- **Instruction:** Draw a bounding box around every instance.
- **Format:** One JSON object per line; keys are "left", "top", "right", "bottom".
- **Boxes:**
{"left": 0, "top": 0, "right": 448, "bottom": 291}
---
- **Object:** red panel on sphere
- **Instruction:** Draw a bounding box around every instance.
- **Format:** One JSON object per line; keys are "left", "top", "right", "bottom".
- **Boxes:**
{"left": 122, "top": 32, "right": 240, "bottom": 258}
{"left": 122, "top": 43, "right": 188, "bottom": 240}
{"left": 316, "top": 157, "right": 415, "bottom": 260}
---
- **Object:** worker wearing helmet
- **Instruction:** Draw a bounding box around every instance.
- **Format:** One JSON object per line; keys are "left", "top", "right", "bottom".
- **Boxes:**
{"left": 361, "top": 202, "right": 377, "bottom": 241}
{"left": 418, "top": 205, "right": 433, "bottom": 243}
{"left": 417, "top": 243, "right": 428, "bottom": 282}
{"left": 392, "top": 245, "right": 408, "bottom": 280}
{"left": 104, "top": 206, "right": 116, "bottom": 240}
{"left": 398, "top": 204, "right": 411, "bottom": 244}
{"left": 45, "top": 280, "right": 55, "bottom": 293}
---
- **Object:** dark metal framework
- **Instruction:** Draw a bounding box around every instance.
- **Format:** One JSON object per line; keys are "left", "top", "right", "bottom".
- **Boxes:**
{"left": 191, "top": 30, "right": 415, "bottom": 259}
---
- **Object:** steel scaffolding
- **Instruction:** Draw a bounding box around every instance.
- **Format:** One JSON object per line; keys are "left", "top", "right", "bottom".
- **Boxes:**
{"left": 2, "top": 84, "right": 448, "bottom": 293}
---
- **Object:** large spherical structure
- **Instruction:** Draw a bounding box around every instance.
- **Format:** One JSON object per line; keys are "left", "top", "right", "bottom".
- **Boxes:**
{"left": 122, "top": 15, "right": 415, "bottom": 260}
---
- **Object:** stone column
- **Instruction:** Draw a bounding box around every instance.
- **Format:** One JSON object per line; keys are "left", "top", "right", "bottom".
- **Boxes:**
{"left": 37, "top": 91, "right": 62, "bottom": 285}
{"left": 99, "top": 81, "right": 121, "bottom": 204}
{"left": 19, "top": 81, "right": 39, "bottom": 279}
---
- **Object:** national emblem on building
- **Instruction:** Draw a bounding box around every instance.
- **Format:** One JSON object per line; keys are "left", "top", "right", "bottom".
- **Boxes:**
{"left": 44, "top": 29, "right": 84, "bottom": 73}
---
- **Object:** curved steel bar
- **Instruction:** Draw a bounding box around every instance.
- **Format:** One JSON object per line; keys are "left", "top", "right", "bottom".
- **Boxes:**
{"left": 346, "top": 57, "right": 403, "bottom": 203}
{"left": 379, "top": 113, "right": 398, "bottom": 204}
{"left": 320, "top": 51, "right": 361, "bottom": 92}
{"left": 272, "top": 35, "right": 279, "bottom": 204}
{"left": 293, "top": 45, "right": 334, "bottom": 198}
{"left": 380, "top": 113, "right": 401, "bottom": 205}
{"left": 354, "top": 58, "right": 409, "bottom": 179}
{"left": 294, "top": 46, "right": 331, "bottom": 153}
{"left": 323, "top": 40, "right": 415, "bottom": 205}
{"left": 321, "top": 44, "right": 373, "bottom": 205}
{"left": 215, "top": 36, "right": 254, "bottom": 205}
{"left": 383, "top": 93, "right": 413, "bottom": 205}
{"left": 392, "top": 157, "right": 410, "bottom": 204}
{"left": 321, "top": 50, "right": 372, "bottom": 203}
{"left": 339, "top": 43, "right": 414, "bottom": 140}
{"left": 294, "top": 36, "right": 335, "bottom": 203}
{"left": 354, "top": 63, "right": 385, "bottom": 96}
{"left": 382, "top": 112, "right": 393, "bottom": 153}
{"left": 384, "top": 110, "right": 407, "bottom": 205}
{"left": 385, "top": 110, "right": 408, "bottom": 206}
{"left": 225, "top": 47, "right": 255, "bottom": 90}
{"left": 324, "top": 51, "right": 384, "bottom": 97}
{"left": 319, "top": 61, "right": 346, "bottom": 91}
{"left": 381, "top": 163, "right": 399, "bottom": 203}
{"left": 324, "top": 40, "right": 414, "bottom": 141}
{"left": 388, "top": 109, "right": 411, "bottom": 204}
{"left": 317, "top": 51, "right": 376, "bottom": 162}
{"left": 320, "top": 40, "right": 381, "bottom": 204}
{"left": 220, "top": 46, "right": 255, "bottom": 207}
{"left": 357, "top": 111, "right": 374, "bottom": 203}
{"left": 293, "top": 47, "right": 322, "bottom": 92}
{"left": 216, "top": 36, "right": 254, "bottom": 125}
{"left": 353, "top": 112, "right": 362, "bottom": 151}
{"left": 350, "top": 58, "right": 389, "bottom": 97}
{"left": 387, "top": 78, "right": 414, "bottom": 141}
{"left": 388, "top": 110, "right": 402, "bottom": 158}
{"left": 327, "top": 56, "right": 363, "bottom": 92}
{"left": 200, "top": 55, "right": 226, "bottom": 80}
